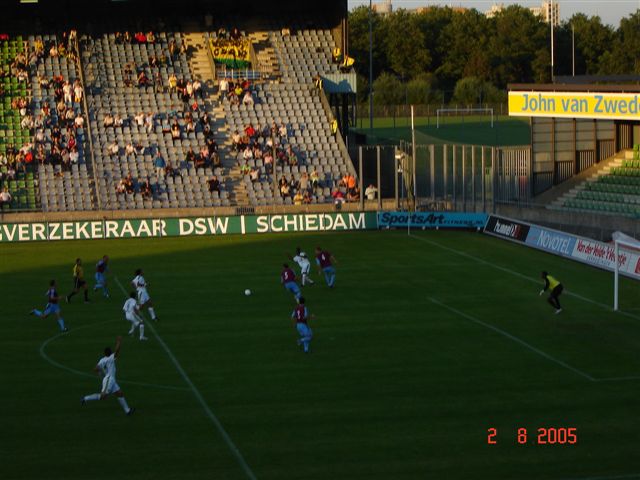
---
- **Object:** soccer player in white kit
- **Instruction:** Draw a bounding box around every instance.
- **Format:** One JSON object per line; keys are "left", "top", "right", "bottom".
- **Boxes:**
{"left": 290, "top": 247, "right": 314, "bottom": 286}
{"left": 131, "top": 268, "right": 158, "bottom": 321}
{"left": 81, "top": 336, "right": 135, "bottom": 415}
{"left": 123, "top": 292, "right": 147, "bottom": 340}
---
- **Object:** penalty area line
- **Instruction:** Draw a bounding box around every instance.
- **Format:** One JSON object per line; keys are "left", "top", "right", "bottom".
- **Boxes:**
{"left": 428, "top": 297, "right": 596, "bottom": 382}
{"left": 114, "top": 277, "right": 257, "bottom": 480}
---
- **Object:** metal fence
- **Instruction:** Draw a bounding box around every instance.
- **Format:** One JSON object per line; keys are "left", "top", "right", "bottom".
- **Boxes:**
{"left": 350, "top": 143, "right": 532, "bottom": 212}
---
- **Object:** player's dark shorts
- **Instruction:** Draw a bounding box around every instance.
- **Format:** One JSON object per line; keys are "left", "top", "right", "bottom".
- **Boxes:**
{"left": 74, "top": 278, "right": 87, "bottom": 289}
{"left": 551, "top": 284, "right": 563, "bottom": 297}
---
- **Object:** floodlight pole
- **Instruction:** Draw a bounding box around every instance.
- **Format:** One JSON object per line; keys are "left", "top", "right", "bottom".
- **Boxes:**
{"left": 550, "top": 0, "right": 555, "bottom": 82}
{"left": 411, "top": 105, "right": 417, "bottom": 212}
{"left": 572, "top": 23, "right": 575, "bottom": 77}
{"left": 369, "top": 0, "right": 373, "bottom": 131}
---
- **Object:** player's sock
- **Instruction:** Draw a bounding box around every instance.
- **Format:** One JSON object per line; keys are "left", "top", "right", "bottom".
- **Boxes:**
{"left": 128, "top": 324, "right": 136, "bottom": 335}
{"left": 303, "top": 340, "right": 309, "bottom": 353}
{"left": 33, "top": 309, "right": 42, "bottom": 316}
{"left": 57, "top": 318, "right": 66, "bottom": 331}
{"left": 148, "top": 308, "right": 156, "bottom": 320}
{"left": 67, "top": 291, "right": 76, "bottom": 301}
{"left": 139, "top": 324, "right": 145, "bottom": 340}
{"left": 117, "top": 397, "right": 131, "bottom": 413}
{"left": 103, "top": 287, "right": 109, "bottom": 298}
{"left": 83, "top": 393, "right": 101, "bottom": 402}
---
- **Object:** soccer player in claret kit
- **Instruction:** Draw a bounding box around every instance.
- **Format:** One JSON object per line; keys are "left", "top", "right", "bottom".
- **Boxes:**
{"left": 281, "top": 263, "right": 302, "bottom": 301}
{"left": 289, "top": 246, "right": 314, "bottom": 286}
{"left": 123, "top": 292, "right": 147, "bottom": 341}
{"left": 131, "top": 268, "right": 158, "bottom": 321}
{"left": 30, "top": 280, "right": 68, "bottom": 332}
{"left": 292, "top": 297, "right": 313, "bottom": 353}
{"left": 81, "top": 335, "right": 135, "bottom": 416}
{"left": 540, "top": 271, "right": 564, "bottom": 314}
{"left": 66, "top": 258, "right": 89, "bottom": 303}
{"left": 315, "top": 246, "right": 337, "bottom": 288}
{"left": 94, "top": 255, "right": 110, "bottom": 298}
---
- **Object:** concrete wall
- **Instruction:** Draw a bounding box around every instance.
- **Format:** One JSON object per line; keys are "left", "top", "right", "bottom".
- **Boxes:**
{"left": 497, "top": 204, "right": 640, "bottom": 241}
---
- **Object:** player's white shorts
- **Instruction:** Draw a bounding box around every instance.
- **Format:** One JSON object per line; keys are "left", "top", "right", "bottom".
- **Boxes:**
{"left": 101, "top": 375, "right": 121, "bottom": 395}
{"left": 137, "top": 290, "right": 150, "bottom": 304}
{"left": 300, "top": 264, "right": 311, "bottom": 275}
{"left": 125, "top": 313, "right": 142, "bottom": 324}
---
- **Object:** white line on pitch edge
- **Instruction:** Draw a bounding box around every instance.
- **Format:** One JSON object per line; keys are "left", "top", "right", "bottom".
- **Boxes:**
{"left": 114, "top": 277, "right": 257, "bottom": 480}
{"left": 428, "top": 297, "right": 596, "bottom": 381}
{"left": 561, "top": 473, "right": 640, "bottom": 480}
{"left": 409, "top": 234, "right": 640, "bottom": 322}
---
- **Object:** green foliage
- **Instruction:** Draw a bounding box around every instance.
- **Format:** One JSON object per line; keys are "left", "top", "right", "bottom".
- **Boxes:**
{"left": 372, "top": 71, "right": 404, "bottom": 106}
{"left": 452, "top": 76, "right": 504, "bottom": 104}
{"left": 348, "top": 5, "right": 640, "bottom": 103}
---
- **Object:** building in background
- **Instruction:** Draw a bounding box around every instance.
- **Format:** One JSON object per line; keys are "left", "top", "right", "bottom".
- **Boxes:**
{"left": 372, "top": 0, "right": 392, "bottom": 15}
{"left": 531, "top": 1, "right": 560, "bottom": 26}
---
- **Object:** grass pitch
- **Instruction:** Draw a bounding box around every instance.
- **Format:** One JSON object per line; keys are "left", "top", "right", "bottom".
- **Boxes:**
{"left": 2, "top": 230, "right": 640, "bottom": 480}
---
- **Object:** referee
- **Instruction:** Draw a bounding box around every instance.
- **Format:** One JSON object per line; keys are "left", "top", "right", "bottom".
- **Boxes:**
{"left": 66, "top": 258, "right": 90, "bottom": 303}
{"left": 540, "top": 271, "right": 563, "bottom": 314}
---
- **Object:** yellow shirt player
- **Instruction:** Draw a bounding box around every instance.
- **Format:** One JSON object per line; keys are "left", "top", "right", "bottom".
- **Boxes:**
{"left": 66, "top": 258, "right": 90, "bottom": 303}
{"left": 540, "top": 271, "right": 563, "bottom": 314}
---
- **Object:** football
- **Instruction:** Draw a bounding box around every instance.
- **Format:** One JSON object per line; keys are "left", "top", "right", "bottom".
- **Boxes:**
{"left": 244, "top": 289, "right": 252, "bottom": 296}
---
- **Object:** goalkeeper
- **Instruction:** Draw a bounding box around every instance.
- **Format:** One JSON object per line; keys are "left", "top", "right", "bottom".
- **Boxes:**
{"left": 540, "top": 271, "right": 563, "bottom": 314}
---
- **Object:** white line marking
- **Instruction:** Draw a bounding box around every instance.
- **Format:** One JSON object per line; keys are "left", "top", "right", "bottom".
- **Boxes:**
{"left": 114, "top": 277, "right": 257, "bottom": 480}
{"left": 409, "top": 233, "right": 640, "bottom": 321}
{"left": 429, "top": 297, "right": 596, "bottom": 381}
{"left": 411, "top": 234, "right": 640, "bottom": 382}
{"left": 39, "top": 320, "right": 188, "bottom": 392}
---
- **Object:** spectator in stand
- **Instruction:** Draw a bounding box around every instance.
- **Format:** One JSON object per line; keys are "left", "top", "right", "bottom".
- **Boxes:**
{"left": 145, "top": 112, "right": 154, "bottom": 133}
{"left": 171, "top": 120, "right": 181, "bottom": 140}
{"left": 123, "top": 174, "right": 134, "bottom": 194}
{"left": 242, "top": 90, "right": 254, "bottom": 107}
{"left": 303, "top": 190, "right": 313, "bottom": 204}
{"left": 0, "top": 187, "right": 12, "bottom": 210}
{"left": 211, "top": 151, "right": 222, "bottom": 170}
{"left": 347, "top": 174, "right": 357, "bottom": 197}
{"left": 134, "top": 142, "right": 145, "bottom": 155}
{"left": 63, "top": 81, "right": 72, "bottom": 104}
{"left": 168, "top": 73, "right": 178, "bottom": 94}
{"left": 74, "top": 113, "right": 84, "bottom": 130}
{"left": 195, "top": 153, "right": 207, "bottom": 171}
{"left": 219, "top": 77, "right": 229, "bottom": 97}
{"left": 280, "top": 178, "right": 290, "bottom": 198}
{"left": 347, "top": 186, "right": 360, "bottom": 202}
{"left": 249, "top": 166, "right": 260, "bottom": 183}
{"left": 107, "top": 141, "right": 119, "bottom": 157}
{"left": 116, "top": 179, "right": 127, "bottom": 195}
{"left": 207, "top": 175, "right": 220, "bottom": 194}
{"left": 242, "top": 146, "right": 253, "bottom": 162}
{"left": 230, "top": 27, "right": 242, "bottom": 40}
{"left": 154, "top": 151, "right": 166, "bottom": 178}
{"left": 293, "top": 190, "right": 304, "bottom": 205}
{"left": 73, "top": 81, "right": 83, "bottom": 103}
{"left": 137, "top": 70, "right": 150, "bottom": 87}
{"left": 124, "top": 63, "right": 134, "bottom": 86}
{"left": 134, "top": 111, "right": 144, "bottom": 128}
{"left": 113, "top": 114, "right": 124, "bottom": 128}
{"left": 185, "top": 146, "right": 196, "bottom": 164}
{"left": 299, "top": 172, "right": 309, "bottom": 192}
{"left": 365, "top": 184, "right": 378, "bottom": 201}
{"left": 332, "top": 188, "right": 345, "bottom": 204}
{"left": 165, "top": 160, "right": 180, "bottom": 179}
{"left": 264, "top": 152, "right": 274, "bottom": 174}
{"left": 69, "top": 146, "right": 79, "bottom": 164}
{"left": 125, "top": 143, "right": 135, "bottom": 156}
{"left": 287, "top": 146, "right": 298, "bottom": 166}
{"left": 193, "top": 78, "right": 203, "bottom": 99}
{"left": 140, "top": 178, "right": 152, "bottom": 199}
{"left": 103, "top": 113, "right": 114, "bottom": 128}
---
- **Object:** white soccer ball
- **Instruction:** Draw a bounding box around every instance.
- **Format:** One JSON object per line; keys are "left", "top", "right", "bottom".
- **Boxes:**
{"left": 244, "top": 289, "right": 252, "bottom": 296}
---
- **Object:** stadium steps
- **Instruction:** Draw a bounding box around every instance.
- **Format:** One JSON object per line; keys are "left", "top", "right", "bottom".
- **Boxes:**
{"left": 248, "top": 31, "right": 280, "bottom": 79}
{"left": 548, "top": 150, "right": 640, "bottom": 218}
{"left": 181, "top": 32, "right": 244, "bottom": 205}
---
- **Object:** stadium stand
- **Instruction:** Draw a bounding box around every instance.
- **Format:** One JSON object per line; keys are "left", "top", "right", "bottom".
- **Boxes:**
{"left": 0, "top": 35, "right": 39, "bottom": 211}
{"left": 554, "top": 148, "right": 640, "bottom": 218}
{"left": 82, "top": 30, "right": 232, "bottom": 210}
{"left": 29, "top": 33, "right": 93, "bottom": 212}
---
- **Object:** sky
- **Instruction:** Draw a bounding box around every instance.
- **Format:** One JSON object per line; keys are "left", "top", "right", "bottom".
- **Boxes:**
{"left": 348, "top": 0, "right": 640, "bottom": 27}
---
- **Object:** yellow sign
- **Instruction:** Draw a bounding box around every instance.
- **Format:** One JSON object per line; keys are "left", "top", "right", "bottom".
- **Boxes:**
{"left": 209, "top": 39, "right": 251, "bottom": 68}
{"left": 509, "top": 91, "right": 640, "bottom": 120}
